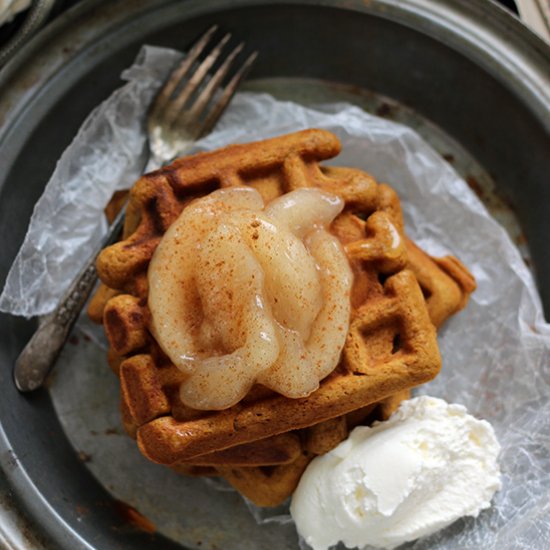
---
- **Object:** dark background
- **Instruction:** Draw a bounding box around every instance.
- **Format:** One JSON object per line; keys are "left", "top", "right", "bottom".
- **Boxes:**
{"left": 49, "top": 0, "right": 520, "bottom": 14}
{"left": 500, "top": 0, "right": 519, "bottom": 10}
{"left": 0, "top": 0, "right": 522, "bottom": 48}
{"left": 499, "top": 0, "right": 519, "bottom": 10}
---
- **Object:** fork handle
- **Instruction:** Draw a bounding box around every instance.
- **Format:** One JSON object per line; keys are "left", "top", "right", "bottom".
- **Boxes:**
{"left": 14, "top": 206, "right": 127, "bottom": 391}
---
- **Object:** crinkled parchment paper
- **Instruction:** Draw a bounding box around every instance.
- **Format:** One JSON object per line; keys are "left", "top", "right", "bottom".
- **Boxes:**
{"left": 2, "top": 46, "right": 550, "bottom": 550}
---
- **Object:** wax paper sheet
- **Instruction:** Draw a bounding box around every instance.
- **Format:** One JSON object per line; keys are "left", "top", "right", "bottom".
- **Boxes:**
{"left": 0, "top": 46, "right": 181, "bottom": 316}
{"left": 2, "top": 46, "right": 550, "bottom": 550}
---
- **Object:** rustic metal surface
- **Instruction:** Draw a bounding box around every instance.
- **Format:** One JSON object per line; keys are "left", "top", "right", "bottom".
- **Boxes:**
{"left": 0, "top": 0, "right": 549, "bottom": 548}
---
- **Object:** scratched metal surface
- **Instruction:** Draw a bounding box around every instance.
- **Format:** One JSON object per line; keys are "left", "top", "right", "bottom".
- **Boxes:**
{"left": 44, "top": 76, "right": 529, "bottom": 549}
{"left": 47, "top": 316, "right": 297, "bottom": 550}
{"left": 1, "top": 0, "right": 549, "bottom": 549}
{"left": 1, "top": 75, "right": 532, "bottom": 550}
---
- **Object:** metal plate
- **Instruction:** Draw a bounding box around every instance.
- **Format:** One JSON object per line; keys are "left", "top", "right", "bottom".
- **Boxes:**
{"left": 0, "top": 1, "right": 549, "bottom": 548}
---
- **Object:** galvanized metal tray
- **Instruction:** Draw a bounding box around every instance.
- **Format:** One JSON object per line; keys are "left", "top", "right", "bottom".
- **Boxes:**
{"left": 0, "top": 1, "right": 549, "bottom": 548}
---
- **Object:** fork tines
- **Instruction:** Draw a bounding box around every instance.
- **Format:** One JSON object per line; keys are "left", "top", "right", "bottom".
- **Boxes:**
{"left": 149, "top": 25, "right": 258, "bottom": 138}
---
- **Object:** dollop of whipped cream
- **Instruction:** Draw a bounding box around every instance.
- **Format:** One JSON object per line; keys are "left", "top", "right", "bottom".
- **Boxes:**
{"left": 290, "top": 396, "right": 501, "bottom": 550}
{"left": 148, "top": 186, "right": 352, "bottom": 410}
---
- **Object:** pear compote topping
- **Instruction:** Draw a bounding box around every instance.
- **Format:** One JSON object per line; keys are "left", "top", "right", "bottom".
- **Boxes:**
{"left": 148, "top": 187, "right": 353, "bottom": 410}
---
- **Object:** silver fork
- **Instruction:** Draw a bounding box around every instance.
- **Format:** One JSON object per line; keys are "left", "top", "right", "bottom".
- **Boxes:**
{"left": 14, "top": 26, "right": 257, "bottom": 392}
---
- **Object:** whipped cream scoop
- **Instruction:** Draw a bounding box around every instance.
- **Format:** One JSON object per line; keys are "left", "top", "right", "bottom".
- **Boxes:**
{"left": 290, "top": 396, "right": 501, "bottom": 550}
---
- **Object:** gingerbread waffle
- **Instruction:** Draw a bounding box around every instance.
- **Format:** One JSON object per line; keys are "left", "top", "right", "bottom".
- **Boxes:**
{"left": 210, "top": 253, "right": 472, "bottom": 507}
{"left": 405, "top": 238, "right": 476, "bottom": 328}
{"left": 172, "top": 239, "right": 475, "bottom": 506}
{"left": 92, "top": 129, "right": 474, "bottom": 506}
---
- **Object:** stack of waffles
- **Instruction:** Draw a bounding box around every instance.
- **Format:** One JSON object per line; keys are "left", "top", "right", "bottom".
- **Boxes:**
{"left": 89, "top": 129, "right": 475, "bottom": 507}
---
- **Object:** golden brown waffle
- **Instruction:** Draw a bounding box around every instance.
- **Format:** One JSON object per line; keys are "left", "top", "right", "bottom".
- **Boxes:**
{"left": 175, "top": 241, "right": 474, "bottom": 506}
{"left": 405, "top": 238, "right": 476, "bottom": 328}
{"left": 217, "top": 452, "right": 313, "bottom": 508}
{"left": 214, "top": 388, "right": 413, "bottom": 507}
{"left": 88, "top": 233, "right": 475, "bottom": 332}
{"left": 208, "top": 241, "right": 475, "bottom": 507}
{"left": 92, "top": 129, "right": 474, "bottom": 506}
